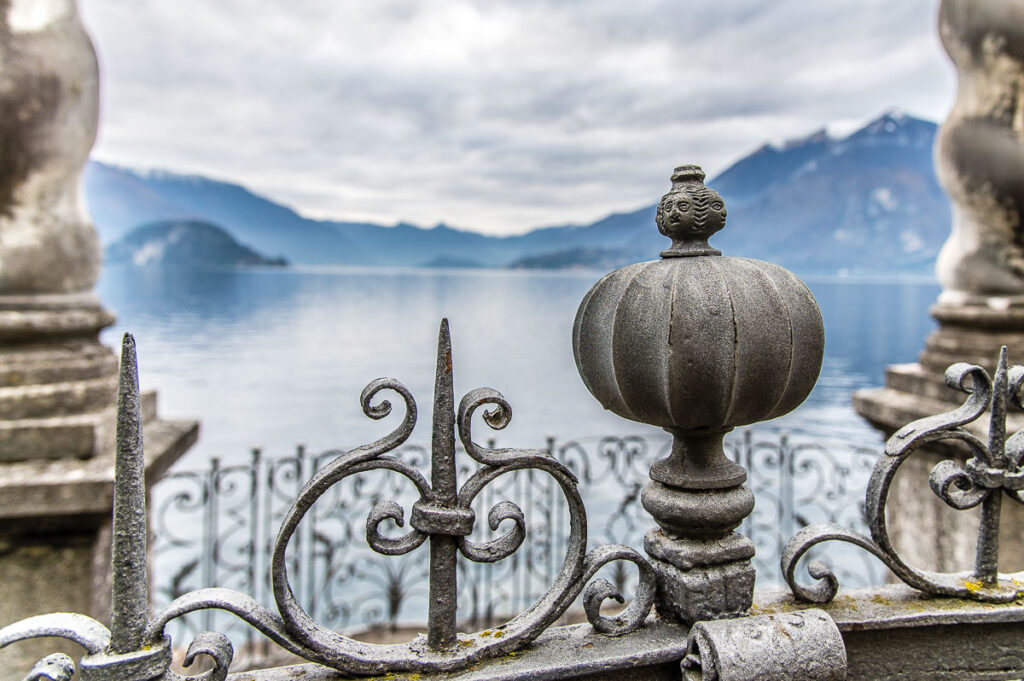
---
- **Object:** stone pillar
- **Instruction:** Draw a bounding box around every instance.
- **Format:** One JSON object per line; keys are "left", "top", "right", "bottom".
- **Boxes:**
{"left": 0, "top": 1, "right": 198, "bottom": 676}
{"left": 854, "top": 0, "right": 1024, "bottom": 574}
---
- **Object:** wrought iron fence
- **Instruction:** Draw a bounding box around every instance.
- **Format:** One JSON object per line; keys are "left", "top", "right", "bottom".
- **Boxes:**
{"left": 151, "top": 427, "right": 885, "bottom": 667}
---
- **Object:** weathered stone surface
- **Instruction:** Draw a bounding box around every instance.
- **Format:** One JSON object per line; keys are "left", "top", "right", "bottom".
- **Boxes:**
{"left": 0, "top": 416, "right": 198, "bottom": 680}
{"left": 0, "top": 343, "right": 118, "bottom": 387}
{"left": 0, "top": 0, "right": 101, "bottom": 295}
{"left": 228, "top": 584, "right": 1024, "bottom": 680}
{"left": 856, "top": 344, "right": 1024, "bottom": 574}
{"left": 853, "top": 0, "right": 1024, "bottom": 589}
{"left": 649, "top": 556, "right": 755, "bottom": 625}
{"left": 934, "top": 0, "right": 1024, "bottom": 296}
{"left": 0, "top": 297, "right": 115, "bottom": 341}
{"left": 0, "top": 376, "right": 118, "bottom": 420}
{"left": 0, "top": 536, "right": 96, "bottom": 680}
{"left": 0, "top": 5, "right": 199, "bottom": 678}
{"left": 0, "top": 416, "right": 197, "bottom": 524}
{"left": 0, "top": 409, "right": 112, "bottom": 461}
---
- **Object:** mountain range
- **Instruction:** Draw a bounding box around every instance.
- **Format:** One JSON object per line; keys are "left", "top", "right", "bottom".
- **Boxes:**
{"left": 86, "top": 110, "right": 950, "bottom": 276}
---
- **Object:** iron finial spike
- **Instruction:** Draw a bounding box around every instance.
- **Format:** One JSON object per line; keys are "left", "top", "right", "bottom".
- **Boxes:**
{"left": 432, "top": 318, "right": 456, "bottom": 499}
{"left": 427, "top": 318, "right": 459, "bottom": 649}
{"left": 989, "top": 345, "right": 1009, "bottom": 466}
{"left": 972, "top": 345, "right": 1010, "bottom": 585}
{"left": 110, "top": 332, "right": 150, "bottom": 652}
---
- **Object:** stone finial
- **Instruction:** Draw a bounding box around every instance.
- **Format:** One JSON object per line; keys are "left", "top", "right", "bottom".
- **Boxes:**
{"left": 573, "top": 163, "right": 824, "bottom": 624}
{"left": 0, "top": 0, "right": 102, "bottom": 294}
{"left": 655, "top": 164, "right": 726, "bottom": 258}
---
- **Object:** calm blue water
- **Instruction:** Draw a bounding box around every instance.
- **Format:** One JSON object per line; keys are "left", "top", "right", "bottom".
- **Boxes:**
{"left": 95, "top": 265, "right": 940, "bottom": 469}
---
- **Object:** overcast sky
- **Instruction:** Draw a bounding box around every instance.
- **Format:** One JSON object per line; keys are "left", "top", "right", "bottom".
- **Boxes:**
{"left": 80, "top": 1, "right": 954, "bottom": 236}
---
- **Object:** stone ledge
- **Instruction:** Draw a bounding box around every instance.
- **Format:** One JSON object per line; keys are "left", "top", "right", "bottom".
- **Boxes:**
{"left": 228, "top": 619, "right": 689, "bottom": 681}
{"left": 754, "top": 584, "right": 1024, "bottom": 631}
{"left": 0, "top": 410, "right": 112, "bottom": 461}
{"left": 854, "top": 380, "right": 1024, "bottom": 449}
{"left": 0, "top": 390, "right": 157, "bottom": 462}
{"left": 931, "top": 301, "right": 1024, "bottom": 330}
{"left": 852, "top": 386, "right": 952, "bottom": 435}
{"left": 0, "top": 375, "right": 118, "bottom": 419}
{"left": 0, "top": 343, "right": 117, "bottom": 386}
{"left": 0, "top": 417, "right": 198, "bottom": 526}
{"left": 228, "top": 585, "right": 1024, "bottom": 681}
{"left": 0, "top": 307, "right": 115, "bottom": 341}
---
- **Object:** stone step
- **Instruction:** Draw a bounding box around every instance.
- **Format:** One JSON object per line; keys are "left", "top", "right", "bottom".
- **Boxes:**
{"left": 0, "top": 343, "right": 117, "bottom": 387}
{"left": 0, "top": 303, "right": 114, "bottom": 343}
{"left": 0, "top": 376, "right": 118, "bottom": 420}
{"left": 0, "top": 416, "right": 199, "bottom": 520}
{"left": 0, "top": 389, "right": 156, "bottom": 462}
{"left": 140, "top": 390, "right": 157, "bottom": 423}
{"left": 853, "top": 385, "right": 1024, "bottom": 446}
{"left": 919, "top": 326, "right": 1024, "bottom": 373}
{"left": 884, "top": 363, "right": 968, "bottom": 404}
{"left": 0, "top": 410, "right": 114, "bottom": 462}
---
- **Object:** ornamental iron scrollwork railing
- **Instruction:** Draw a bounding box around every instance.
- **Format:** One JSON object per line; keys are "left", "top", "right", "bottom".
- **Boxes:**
{"left": 0, "top": 323, "right": 657, "bottom": 680}
{"left": 784, "top": 346, "right": 1024, "bottom": 604}
{"left": 150, "top": 420, "right": 884, "bottom": 668}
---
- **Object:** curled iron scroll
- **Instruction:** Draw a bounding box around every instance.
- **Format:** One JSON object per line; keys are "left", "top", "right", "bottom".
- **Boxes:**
{"left": 1, "top": 326, "right": 654, "bottom": 679}
{"left": 783, "top": 356, "right": 1024, "bottom": 603}
{"left": 139, "top": 335, "right": 655, "bottom": 675}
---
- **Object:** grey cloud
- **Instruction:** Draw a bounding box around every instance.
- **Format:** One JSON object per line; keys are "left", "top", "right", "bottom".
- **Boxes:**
{"left": 80, "top": 0, "right": 951, "bottom": 235}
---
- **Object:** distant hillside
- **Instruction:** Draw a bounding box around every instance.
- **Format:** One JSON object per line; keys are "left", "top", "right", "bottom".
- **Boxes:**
{"left": 509, "top": 247, "right": 635, "bottom": 270}
{"left": 86, "top": 110, "right": 950, "bottom": 276}
{"left": 105, "top": 220, "right": 287, "bottom": 268}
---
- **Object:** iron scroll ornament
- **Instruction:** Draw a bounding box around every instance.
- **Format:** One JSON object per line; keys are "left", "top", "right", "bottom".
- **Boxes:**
{"left": 0, "top": 321, "right": 655, "bottom": 680}
{"left": 782, "top": 347, "right": 1024, "bottom": 603}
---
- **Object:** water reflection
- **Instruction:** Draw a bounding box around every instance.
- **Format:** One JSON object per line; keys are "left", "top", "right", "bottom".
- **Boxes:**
{"left": 97, "top": 266, "right": 940, "bottom": 468}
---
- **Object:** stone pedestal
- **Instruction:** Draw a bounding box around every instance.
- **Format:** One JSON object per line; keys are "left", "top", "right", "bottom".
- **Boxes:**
{"left": 0, "top": 296, "right": 198, "bottom": 676}
{"left": 0, "top": 415, "right": 196, "bottom": 677}
{"left": 640, "top": 432, "right": 757, "bottom": 623}
{"left": 854, "top": 302, "right": 1024, "bottom": 574}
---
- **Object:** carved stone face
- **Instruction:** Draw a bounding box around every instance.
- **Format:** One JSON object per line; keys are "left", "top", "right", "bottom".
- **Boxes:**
{"left": 656, "top": 183, "right": 727, "bottom": 241}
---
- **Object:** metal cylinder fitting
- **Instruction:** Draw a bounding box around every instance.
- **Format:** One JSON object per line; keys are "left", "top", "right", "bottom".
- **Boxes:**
{"left": 681, "top": 609, "right": 846, "bottom": 681}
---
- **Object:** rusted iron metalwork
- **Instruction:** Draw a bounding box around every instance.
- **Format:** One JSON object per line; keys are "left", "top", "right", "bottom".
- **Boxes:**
{"left": 0, "top": 327, "right": 655, "bottom": 679}
{"left": 149, "top": 429, "right": 881, "bottom": 665}
{"left": 784, "top": 346, "right": 1024, "bottom": 603}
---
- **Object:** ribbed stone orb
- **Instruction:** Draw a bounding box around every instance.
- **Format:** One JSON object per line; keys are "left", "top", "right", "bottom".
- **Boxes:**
{"left": 572, "top": 164, "right": 824, "bottom": 487}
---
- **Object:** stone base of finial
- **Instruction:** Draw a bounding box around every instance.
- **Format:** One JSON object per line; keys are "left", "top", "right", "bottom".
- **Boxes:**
{"left": 643, "top": 529, "right": 755, "bottom": 624}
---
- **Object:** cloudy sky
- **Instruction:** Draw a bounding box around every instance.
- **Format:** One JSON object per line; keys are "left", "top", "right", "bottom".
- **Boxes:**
{"left": 80, "top": 0, "right": 954, "bottom": 236}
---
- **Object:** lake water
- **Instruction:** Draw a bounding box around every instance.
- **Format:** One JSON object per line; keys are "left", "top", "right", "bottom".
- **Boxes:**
{"left": 96, "top": 265, "right": 941, "bottom": 467}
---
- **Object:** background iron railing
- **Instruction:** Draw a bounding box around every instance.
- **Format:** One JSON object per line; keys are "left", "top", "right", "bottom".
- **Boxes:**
{"left": 151, "top": 427, "right": 885, "bottom": 668}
